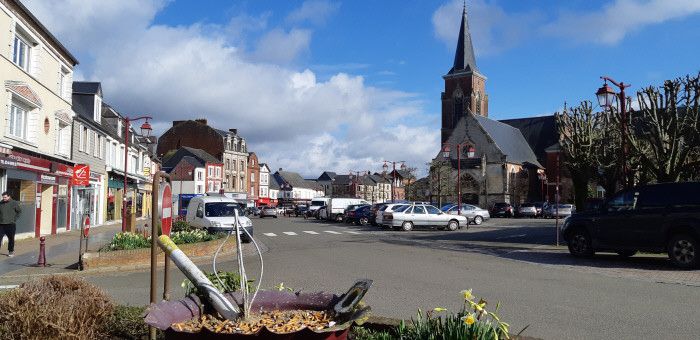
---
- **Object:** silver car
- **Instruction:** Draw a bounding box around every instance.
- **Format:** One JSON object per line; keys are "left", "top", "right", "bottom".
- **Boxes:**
{"left": 388, "top": 204, "right": 469, "bottom": 231}
{"left": 375, "top": 203, "right": 410, "bottom": 227}
{"left": 518, "top": 203, "right": 538, "bottom": 218}
{"left": 445, "top": 204, "right": 490, "bottom": 225}
{"left": 544, "top": 204, "right": 575, "bottom": 218}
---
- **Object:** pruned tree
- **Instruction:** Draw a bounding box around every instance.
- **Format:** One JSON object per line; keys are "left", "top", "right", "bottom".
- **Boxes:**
{"left": 594, "top": 109, "right": 623, "bottom": 197}
{"left": 556, "top": 101, "right": 599, "bottom": 210}
{"left": 625, "top": 73, "right": 700, "bottom": 182}
{"left": 428, "top": 160, "right": 456, "bottom": 205}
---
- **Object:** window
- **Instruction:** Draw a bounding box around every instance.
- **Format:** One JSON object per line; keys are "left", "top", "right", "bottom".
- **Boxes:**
{"left": 12, "top": 33, "right": 31, "bottom": 72}
{"left": 9, "top": 103, "right": 29, "bottom": 139}
{"left": 251, "top": 173, "right": 255, "bottom": 182}
{"left": 216, "top": 167, "right": 221, "bottom": 178}
{"left": 226, "top": 159, "right": 230, "bottom": 170}
{"left": 55, "top": 122, "right": 70, "bottom": 156}
{"left": 208, "top": 167, "right": 213, "bottom": 177}
{"left": 240, "top": 161, "right": 244, "bottom": 171}
{"left": 59, "top": 68, "right": 70, "bottom": 99}
{"left": 94, "top": 96, "right": 102, "bottom": 122}
{"left": 412, "top": 206, "right": 426, "bottom": 214}
{"left": 426, "top": 205, "right": 440, "bottom": 214}
{"left": 197, "top": 171, "right": 203, "bottom": 181}
{"left": 196, "top": 185, "right": 203, "bottom": 194}
{"left": 93, "top": 132, "right": 99, "bottom": 157}
{"left": 117, "top": 120, "right": 122, "bottom": 137}
{"left": 606, "top": 191, "right": 636, "bottom": 212}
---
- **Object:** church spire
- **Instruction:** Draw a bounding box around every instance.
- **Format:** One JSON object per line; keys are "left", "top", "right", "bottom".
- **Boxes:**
{"left": 450, "top": 3, "right": 478, "bottom": 74}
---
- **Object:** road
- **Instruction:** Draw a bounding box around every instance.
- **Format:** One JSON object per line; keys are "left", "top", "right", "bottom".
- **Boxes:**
{"left": 10, "top": 216, "right": 699, "bottom": 339}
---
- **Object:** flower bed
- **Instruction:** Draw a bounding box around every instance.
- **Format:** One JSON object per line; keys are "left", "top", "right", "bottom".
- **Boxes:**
{"left": 105, "top": 230, "right": 222, "bottom": 252}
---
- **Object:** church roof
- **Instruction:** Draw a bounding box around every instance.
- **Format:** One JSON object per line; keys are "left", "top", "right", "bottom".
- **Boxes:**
{"left": 500, "top": 115, "right": 558, "bottom": 164}
{"left": 447, "top": 6, "right": 478, "bottom": 75}
{"left": 474, "top": 115, "right": 543, "bottom": 168}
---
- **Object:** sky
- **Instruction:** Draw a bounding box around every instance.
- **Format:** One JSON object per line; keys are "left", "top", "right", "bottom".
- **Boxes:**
{"left": 24, "top": 0, "right": 700, "bottom": 178}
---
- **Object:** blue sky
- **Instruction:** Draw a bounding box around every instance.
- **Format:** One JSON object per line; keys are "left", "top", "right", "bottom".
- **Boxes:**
{"left": 26, "top": 0, "right": 700, "bottom": 177}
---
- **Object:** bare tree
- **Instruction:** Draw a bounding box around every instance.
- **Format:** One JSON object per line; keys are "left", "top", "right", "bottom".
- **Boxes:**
{"left": 594, "top": 110, "right": 622, "bottom": 197}
{"left": 625, "top": 73, "right": 700, "bottom": 182}
{"left": 556, "top": 101, "right": 599, "bottom": 210}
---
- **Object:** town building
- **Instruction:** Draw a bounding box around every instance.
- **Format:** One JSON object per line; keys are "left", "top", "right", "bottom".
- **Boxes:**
{"left": 162, "top": 146, "right": 224, "bottom": 195}
{"left": 268, "top": 174, "right": 280, "bottom": 207}
{"left": 247, "top": 152, "right": 259, "bottom": 206}
{"left": 317, "top": 171, "right": 337, "bottom": 197}
{"left": 433, "top": 6, "right": 545, "bottom": 208}
{"left": 0, "top": 0, "right": 78, "bottom": 238}
{"left": 156, "top": 119, "right": 248, "bottom": 193}
{"left": 273, "top": 169, "right": 323, "bottom": 205}
{"left": 258, "top": 163, "right": 271, "bottom": 206}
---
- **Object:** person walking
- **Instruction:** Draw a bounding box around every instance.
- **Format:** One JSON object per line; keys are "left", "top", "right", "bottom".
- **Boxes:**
{"left": 0, "top": 192, "right": 21, "bottom": 257}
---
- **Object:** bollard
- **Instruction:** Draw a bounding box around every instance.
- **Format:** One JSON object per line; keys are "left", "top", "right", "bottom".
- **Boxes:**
{"left": 37, "top": 236, "right": 46, "bottom": 267}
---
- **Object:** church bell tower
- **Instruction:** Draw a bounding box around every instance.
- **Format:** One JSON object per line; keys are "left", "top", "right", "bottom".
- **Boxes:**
{"left": 441, "top": 5, "right": 488, "bottom": 144}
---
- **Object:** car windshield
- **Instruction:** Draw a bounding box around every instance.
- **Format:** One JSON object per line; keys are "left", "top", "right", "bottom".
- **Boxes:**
{"left": 441, "top": 204, "right": 456, "bottom": 211}
{"left": 495, "top": 203, "right": 508, "bottom": 207}
{"left": 393, "top": 205, "right": 409, "bottom": 212}
{"left": 311, "top": 201, "right": 325, "bottom": 206}
{"left": 205, "top": 202, "right": 242, "bottom": 217}
{"left": 521, "top": 203, "right": 534, "bottom": 207}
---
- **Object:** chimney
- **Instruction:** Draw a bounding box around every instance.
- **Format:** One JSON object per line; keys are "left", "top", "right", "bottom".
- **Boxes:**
{"left": 194, "top": 119, "right": 208, "bottom": 125}
{"left": 229, "top": 128, "right": 238, "bottom": 134}
{"left": 279, "top": 168, "right": 283, "bottom": 172}
{"left": 173, "top": 120, "right": 185, "bottom": 127}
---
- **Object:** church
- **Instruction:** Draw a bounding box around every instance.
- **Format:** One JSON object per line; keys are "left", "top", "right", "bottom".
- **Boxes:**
{"left": 432, "top": 7, "right": 563, "bottom": 208}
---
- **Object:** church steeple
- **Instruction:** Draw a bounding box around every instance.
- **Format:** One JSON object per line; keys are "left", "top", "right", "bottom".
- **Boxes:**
{"left": 450, "top": 5, "right": 478, "bottom": 74}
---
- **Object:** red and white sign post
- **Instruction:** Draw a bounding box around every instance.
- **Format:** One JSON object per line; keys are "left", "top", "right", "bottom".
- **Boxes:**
{"left": 159, "top": 183, "right": 173, "bottom": 236}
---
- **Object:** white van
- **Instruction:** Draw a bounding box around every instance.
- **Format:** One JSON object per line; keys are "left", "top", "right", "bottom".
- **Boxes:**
{"left": 186, "top": 195, "right": 254, "bottom": 242}
{"left": 326, "top": 198, "right": 369, "bottom": 222}
{"left": 309, "top": 197, "right": 331, "bottom": 213}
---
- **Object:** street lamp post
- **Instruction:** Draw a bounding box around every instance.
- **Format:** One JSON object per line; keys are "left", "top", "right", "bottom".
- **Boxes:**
{"left": 596, "top": 76, "right": 631, "bottom": 188}
{"left": 442, "top": 142, "right": 473, "bottom": 216}
{"left": 382, "top": 161, "right": 405, "bottom": 202}
{"left": 121, "top": 116, "right": 153, "bottom": 232}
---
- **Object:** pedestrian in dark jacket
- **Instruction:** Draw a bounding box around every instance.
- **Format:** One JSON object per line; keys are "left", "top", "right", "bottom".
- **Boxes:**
{"left": 0, "top": 192, "right": 21, "bottom": 257}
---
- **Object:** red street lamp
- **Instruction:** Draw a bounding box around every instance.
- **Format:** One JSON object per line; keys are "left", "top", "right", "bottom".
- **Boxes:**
{"left": 121, "top": 115, "right": 153, "bottom": 232}
{"left": 442, "top": 142, "right": 474, "bottom": 216}
{"left": 596, "top": 76, "right": 631, "bottom": 188}
{"left": 382, "top": 160, "right": 405, "bottom": 202}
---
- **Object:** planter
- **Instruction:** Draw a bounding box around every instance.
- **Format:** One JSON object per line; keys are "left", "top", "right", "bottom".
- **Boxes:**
{"left": 82, "top": 238, "right": 236, "bottom": 270}
{"left": 144, "top": 291, "right": 370, "bottom": 340}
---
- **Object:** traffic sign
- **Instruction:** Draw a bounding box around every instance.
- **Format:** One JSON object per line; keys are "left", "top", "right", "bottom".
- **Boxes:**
{"left": 159, "top": 183, "right": 173, "bottom": 236}
{"left": 72, "top": 164, "right": 90, "bottom": 186}
{"left": 83, "top": 215, "right": 91, "bottom": 237}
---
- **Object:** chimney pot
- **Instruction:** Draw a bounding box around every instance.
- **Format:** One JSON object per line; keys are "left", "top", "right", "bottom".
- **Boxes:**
{"left": 229, "top": 128, "right": 238, "bottom": 134}
{"left": 194, "top": 119, "right": 208, "bottom": 125}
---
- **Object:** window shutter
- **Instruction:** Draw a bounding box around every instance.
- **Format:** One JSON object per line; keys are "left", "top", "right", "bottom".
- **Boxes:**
{"left": 30, "top": 45, "right": 40, "bottom": 76}
{"left": 53, "top": 119, "right": 58, "bottom": 154}
{"left": 61, "top": 126, "right": 70, "bottom": 155}
{"left": 78, "top": 123, "right": 83, "bottom": 151}
{"left": 27, "top": 110, "right": 38, "bottom": 143}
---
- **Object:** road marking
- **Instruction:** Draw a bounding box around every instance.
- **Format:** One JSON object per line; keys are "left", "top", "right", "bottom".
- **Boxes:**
{"left": 303, "top": 231, "right": 319, "bottom": 235}
{"left": 0, "top": 285, "right": 19, "bottom": 289}
{"left": 345, "top": 231, "right": 361, "bottom": 234}
{"left": 263, "top": 233, "right": 277, "bottom": 237}
{"left": 323, "top": 230, "right": 342, "bottom": 234}
{"left": 283, "top": 232, "right": 298, "bottom": 236}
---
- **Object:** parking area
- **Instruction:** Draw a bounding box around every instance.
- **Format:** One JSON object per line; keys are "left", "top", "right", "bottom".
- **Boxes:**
{"left": 252, "top": 215, "right": 700, "bottom": 287}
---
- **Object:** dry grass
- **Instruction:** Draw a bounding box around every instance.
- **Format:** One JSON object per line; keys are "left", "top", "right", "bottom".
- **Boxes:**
{"left": 0, "top": 275, "right": 114, "bottom": 339}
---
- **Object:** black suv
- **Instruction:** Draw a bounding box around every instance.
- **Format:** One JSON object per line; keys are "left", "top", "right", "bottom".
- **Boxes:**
{"left": 562, "top": 182, "right": 700, "bottom": 269}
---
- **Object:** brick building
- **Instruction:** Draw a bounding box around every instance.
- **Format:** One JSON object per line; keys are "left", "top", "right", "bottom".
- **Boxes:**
{"left": 247, "top": 152, "right": 260, "bottom": 206}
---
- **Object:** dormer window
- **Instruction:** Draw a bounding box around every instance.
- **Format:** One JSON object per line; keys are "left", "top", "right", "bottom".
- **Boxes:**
{"left": 117, "top": 119, "right": 122, "bottom": 137}
{"left": 94, "top": 96, "right": 102, "bottom": 122}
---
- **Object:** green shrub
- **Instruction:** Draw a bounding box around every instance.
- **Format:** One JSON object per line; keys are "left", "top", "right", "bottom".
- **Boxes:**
{"left": 0, "top": 276, "right": 113, "bottom": 339}
{"left": 107, "top": 232, "right": 151, "bottom": 251}
{"left": 350, "top": 326, "right": 395, "bottom": 340}
{"left": 172, "top": 220, "right": 192, "bottom": 233}
{"left": 170, "top": 229, "right": 221, "bottom": 244}
{"left": 103, "top": 305, "right": 164, "bottom": 340}
{"left": 182, "top": 271, "right": 254, "bottom": 297}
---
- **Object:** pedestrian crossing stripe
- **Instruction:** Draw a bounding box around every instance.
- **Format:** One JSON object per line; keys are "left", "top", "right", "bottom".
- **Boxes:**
{"left": 303, "top": 231, "right": 319, "bottom": 234}
{"left": 283, "top": 232, "right": 298, "bottom": 236}
{"left": 262, "top": 230, "right": 363, "bottom": 237}
{"left": 323, "top": 230, "right": 342, "bottom": 234}
{"left": 263, "top": 233, "right": 277, "bottom": 237}
{"left": 345, "top": 231, "right": 361, "bottom": 234}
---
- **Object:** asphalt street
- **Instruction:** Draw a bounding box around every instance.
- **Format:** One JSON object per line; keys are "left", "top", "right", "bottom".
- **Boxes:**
{"left": 10, "top": 216, "right": 698, "bottom": 339}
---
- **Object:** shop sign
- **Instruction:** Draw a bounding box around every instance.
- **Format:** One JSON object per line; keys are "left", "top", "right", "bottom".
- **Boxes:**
{"left": 0, "top": 157, "right": 17, "bottom": 168}
{"left": 72, "top": 165, "right": 90, "bottom": 186}
{"left": 143, "top": 167, "right": 151, "bottom": 176}
{"left": 7, "top": 151, "right": 73, "bottom": 177}
{"left": 39, "top": 174, "right": 57, "bottom": 184}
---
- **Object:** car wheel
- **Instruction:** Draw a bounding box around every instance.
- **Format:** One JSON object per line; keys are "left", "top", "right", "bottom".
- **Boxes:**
{"left": 447, "top": 220, "right": 459, "bottom": 231}
{"left": 567, "top": 228, "right": 594, "bottom": 257}
{"left": 615, "top": 250, "right": 637, "bottom": 258}
{"left": 668, "top": 233, "right": 698, "bottom": 269}
{"left": 473, "top": 215, "right": 483, "bottom": 225}
{"left": 274, "top": 216, "right": 278, "bottom": 219}
{"left": 335, "top": 214, "right": 344, "bottom": 223}
{"left": 359, "top": 217, "right": 369, "bottom": 226}
{"left": 401, "top": 221, "right": 413, "bottom": 231}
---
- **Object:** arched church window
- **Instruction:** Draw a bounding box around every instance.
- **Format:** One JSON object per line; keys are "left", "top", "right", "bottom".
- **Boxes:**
{"left": 475, "top": 90, "right": 482, "bottom": 115}
{"left": 453, "top": 87, "right": 464, "bottom": 125}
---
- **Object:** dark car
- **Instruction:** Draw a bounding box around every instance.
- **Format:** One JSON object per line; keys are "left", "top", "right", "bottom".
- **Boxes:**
{"left": 247, "top": 207, "right": 261, "bottom": 216}
{"left": 346, "top": 205, "right": 373, "bottom": 225}
{"left": 491, "top": 202, "right": 514, "bottom": 217}
{"left": 294, "top": 205, "right": 309, "bottom": 217}
{"left": 561, "top": 182, "right": 700, "bottom": 269}
{"left": 343, "top": 204, "right": 370, "bottom": 223}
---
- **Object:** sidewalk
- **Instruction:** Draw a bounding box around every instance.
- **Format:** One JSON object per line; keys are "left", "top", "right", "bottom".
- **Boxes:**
{"left": 0, "top": 218, "right": 150, "bottom": 278}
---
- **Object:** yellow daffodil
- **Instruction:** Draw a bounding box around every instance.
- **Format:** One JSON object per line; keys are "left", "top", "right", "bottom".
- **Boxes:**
{"left": 474, "top": 302, "right": 486, "bottom": 312}
{"left": 462, "top": 313, "right": 476, "bottom": 325}
{"left": 433, "top": 307, "right": 448, "bottom": 312}
{"left": 460, "top": 289, "right": 475, "bottom": 301}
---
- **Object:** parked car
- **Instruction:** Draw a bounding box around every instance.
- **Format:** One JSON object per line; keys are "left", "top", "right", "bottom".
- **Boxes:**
{"left": 385, "top": 204, "right": 469, "bottom": 231}
{"left": 276, "top": 206, "right": 285, "bottom": 215}
{"left": 440, "top": 203, "right": 456, "bottom": 212}
{"left": 544, "top": 204, "right": 575, "bottom": 218}
{"left": 491, "top": 202, "right": 514, "bottom": 217}
{"left": 260, "top": 206, "right": 278, "bottom": 218}
{"left": 247, "top": 207, "right": 261, "bottom": 216}
{"left": 186, "top": 196, "right": 253, "bottom": 242}
{"left": 325, "top": 198, "right": 369, "bottom": 222}
{"left": 518, "top": 203, "right": 538, "bottom": 218}
{"left": 344, "top": 204, "right": 370, "bottom": 223}
{"left": 533, "top": 202, "right": 545, "bottom": 217}
{"left": 369, "top": 203, "right": 386, "bottom": 226}
{"left": 346, "top": 205, "right": 373, "bottom": 225}
{"left": 445, "top": 204, "right": 490, "bottom": 225}
{"left": 375, "top": 203, "right": 410, "bottom": 228}
{"left": 294, "top": 205, "right": 309, "bottom": 217}
{"left": 561, "top": 182, "right": 700, "bottom": 269}
{"left": 309, "top": 197, "right": 330, "bottom": 216}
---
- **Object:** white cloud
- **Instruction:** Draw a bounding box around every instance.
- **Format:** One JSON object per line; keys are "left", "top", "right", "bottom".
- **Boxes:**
{"left": 253, "top": 28, "right": 312, "bottom": 64}
{"left": 25, "top": 0, "right": 436, "bottom": 178}
{"left": 286, "top": 0, "right": 340, "bottom": 26}
{"left": 541, "top": 0, "right": 700, "bottom": 45}
{"left": 432, "top": 0, "right": 541, "bottom": 56}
